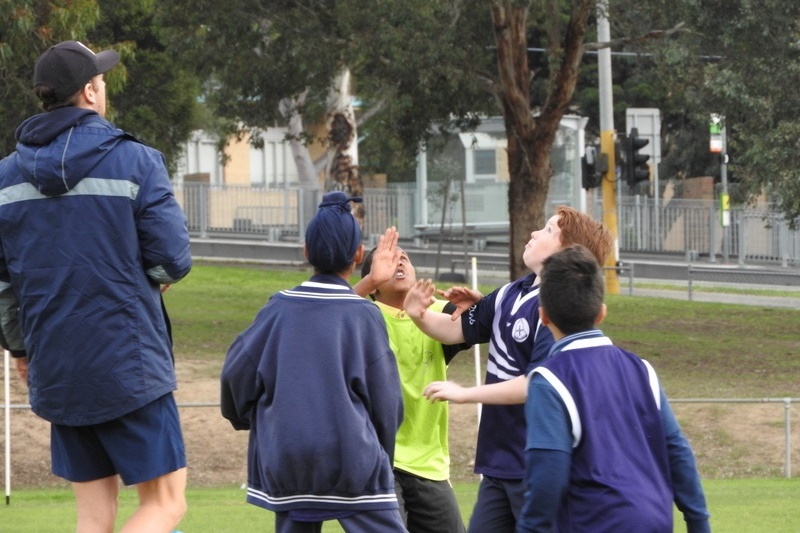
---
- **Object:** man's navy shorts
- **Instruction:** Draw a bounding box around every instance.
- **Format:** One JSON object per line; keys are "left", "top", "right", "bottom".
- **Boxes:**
{"left": 50, "top": 392, "right": 186, "bottom": 485}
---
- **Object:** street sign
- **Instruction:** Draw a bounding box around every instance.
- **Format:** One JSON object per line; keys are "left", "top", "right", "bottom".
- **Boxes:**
{"left": 720, "top": 193, "right": 730, "bottom": 227}
{"left": 710, "top": 114, "right": 724, "bottom": 153}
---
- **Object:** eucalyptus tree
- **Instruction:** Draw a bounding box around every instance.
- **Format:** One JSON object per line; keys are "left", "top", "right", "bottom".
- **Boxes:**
{"left": 164, "top": 0, "right": 601, "bottom": 276}
{"left": 0, "top": 0, "right": 203, "bottom": 175}
{"left": 0, "top": 0, "right": 108, "bottom": 156}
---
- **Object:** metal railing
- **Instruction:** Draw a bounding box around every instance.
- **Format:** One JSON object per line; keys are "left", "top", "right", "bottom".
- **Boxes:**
{"left": 174, "top": 183, "right": 800, "bottom": 267}
{"left": 687, "top": 266, "right": 800, "bottom": 301}
{"left": 671, "top": 397, "right": 799, "bottom": 478}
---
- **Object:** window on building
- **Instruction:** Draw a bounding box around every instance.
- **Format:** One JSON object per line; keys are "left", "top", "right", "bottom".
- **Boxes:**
{"left": 473, "top": 149, "right": 497, "bottom": 179}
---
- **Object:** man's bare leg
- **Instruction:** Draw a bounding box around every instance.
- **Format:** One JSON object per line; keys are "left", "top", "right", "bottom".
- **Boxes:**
{"left": 73, "top": 475, "right": 121, "bottom": 533}
{"left": 119, "top": 467, "right": 187, "bottom": 533}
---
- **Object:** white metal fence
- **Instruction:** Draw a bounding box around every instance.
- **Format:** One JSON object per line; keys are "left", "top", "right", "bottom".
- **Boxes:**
{"left": 618, "top": 196, "right": 800, "bottom": 265}
{"left": 174, "top": 183, "right": 800, "bottom": 267}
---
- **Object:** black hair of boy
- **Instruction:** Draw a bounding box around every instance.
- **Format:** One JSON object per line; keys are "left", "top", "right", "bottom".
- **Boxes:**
{"left": 539, "top": 244, "right": 605, "bottom": 335}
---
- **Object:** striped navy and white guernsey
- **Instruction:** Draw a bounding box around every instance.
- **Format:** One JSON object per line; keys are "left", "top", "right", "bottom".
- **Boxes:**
{"left": 461, "top": 272, "right": 554, "bottom": 479}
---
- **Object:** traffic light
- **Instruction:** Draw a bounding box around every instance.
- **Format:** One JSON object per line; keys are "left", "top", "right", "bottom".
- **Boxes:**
{"left": 625, "top": 128, "right": 650, "bottom": 187}
{"left": 581, "top": 145, "right": 608, "bottom": 189}
{"left": 581, "top": 146, "right": 600, "bottom": 189}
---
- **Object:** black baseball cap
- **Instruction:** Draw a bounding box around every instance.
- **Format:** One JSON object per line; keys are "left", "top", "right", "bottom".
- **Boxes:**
{"left": 33, "top": 40, "right": 119, "bottom": 101}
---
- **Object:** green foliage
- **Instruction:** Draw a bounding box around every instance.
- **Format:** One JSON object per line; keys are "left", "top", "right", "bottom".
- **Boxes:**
{"left": 0, "top": 0, "right": 102, "bottom": 157}
{"left": 0, "top": 0, "right": 203, "bottom": 174}
{"left": 5, "top": 0, "right": 800, "bottom": 225}
{"left": 162, "top": 0, "right": 498, "bottom": 177}
{"left": 600, "top": 1, "right": 800, "bottom": 215}
{"left": 89, "top": 0, "right": 204, "bottom": 175}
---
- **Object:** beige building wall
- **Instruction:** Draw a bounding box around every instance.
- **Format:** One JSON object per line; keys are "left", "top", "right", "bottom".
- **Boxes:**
{"left": 222, "top": 135, "right": 253, "bottom": 185}
{"left": 221, "top": 126, "right": 329, "bottom": 187}
{"left": 496, "top": 148, "right": 510, "bottom": 182}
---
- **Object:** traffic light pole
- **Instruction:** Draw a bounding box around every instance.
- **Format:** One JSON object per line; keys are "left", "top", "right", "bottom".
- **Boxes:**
{"left": 720, "top": 124, "right": 730, "bottom": 263}
{"left": 598, "top": 1, "right": 620, "bottom": 294}
{"left": 710, "top": 114, "right": 730, "bottom": 263}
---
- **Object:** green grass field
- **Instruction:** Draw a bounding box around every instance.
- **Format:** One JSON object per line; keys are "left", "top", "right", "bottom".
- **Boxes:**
{"left": 164, "top": 262, "right": 800, "bottom": 400}
{"left": 2, "top": 478, "right": 800, "bottom": 532}
{"left": 5, "top": 263, "right": 800, "bottom": 531}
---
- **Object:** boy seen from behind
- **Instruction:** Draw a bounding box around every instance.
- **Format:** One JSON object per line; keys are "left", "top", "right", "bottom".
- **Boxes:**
{"left": 221, "top": 192, "right": 405, "bottom": 533}
{"left": 519, "top": 245, "right": 711, "bottom": 532}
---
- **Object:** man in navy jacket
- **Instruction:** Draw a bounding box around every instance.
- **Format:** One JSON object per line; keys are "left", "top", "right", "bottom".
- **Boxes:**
{"left": 0, "top": 40, "right": 191, "bottom": 532}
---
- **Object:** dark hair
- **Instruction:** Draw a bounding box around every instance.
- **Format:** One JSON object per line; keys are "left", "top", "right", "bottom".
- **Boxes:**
{"left": 539, "top": 244, "right": 604, "bottom": 335}
{"left": 34, "top": 84, "right": 82, "bottom": 112}
{"left": 360, "top": 247, "right": 378, "bottom": 300}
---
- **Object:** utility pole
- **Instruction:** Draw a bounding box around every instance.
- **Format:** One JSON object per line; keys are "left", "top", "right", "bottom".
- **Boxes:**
{"left": 597, "top": 0, "right": 620, "bottom": 294}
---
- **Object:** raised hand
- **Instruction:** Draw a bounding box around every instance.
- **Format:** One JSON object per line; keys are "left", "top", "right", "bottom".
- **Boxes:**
{"left": 368, "top": 227, "right": 401, "bottom": 286}
{"left": 436, "top": 286, "right": 483, "bottom": 320}
{"left": 403, "top": 279, "right": 436, "bottom": 320}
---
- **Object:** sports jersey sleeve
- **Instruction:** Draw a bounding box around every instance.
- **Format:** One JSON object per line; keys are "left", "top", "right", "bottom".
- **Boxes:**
{"left": 525, "top": 374, "right": 572, "bottom": 453}
{"left": 220, "top": 306, "right": 269, "bottom": 430}
{"left": 660, "top": 389, "right": 711, "bottom": 532}
{"left": 528, "top": 322, "right": 554, "bottom": 372}
{"left": 460, "top": 287, "right": 499, "bottom": 346}
{"left": 520, "top": 373, "right": 572, "bottom": 532}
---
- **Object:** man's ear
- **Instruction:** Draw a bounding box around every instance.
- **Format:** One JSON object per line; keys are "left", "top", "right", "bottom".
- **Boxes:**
{"left": 595, "top": 303, "right": 607, "bottom": 326}
{"left": 303, "top": 244, "right": 309, "bottom": 261}
{"left": 81, "top": 80, "right": 97, "bottom": 105}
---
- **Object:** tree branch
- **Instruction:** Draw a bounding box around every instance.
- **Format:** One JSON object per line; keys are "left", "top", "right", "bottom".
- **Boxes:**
{"left": 584, "top": 22, "right": 687, "bottom": 51}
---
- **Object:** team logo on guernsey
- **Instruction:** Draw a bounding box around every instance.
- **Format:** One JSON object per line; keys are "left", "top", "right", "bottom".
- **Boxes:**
{"left": 512, "top": 318, "right": 530, "bottom": 342}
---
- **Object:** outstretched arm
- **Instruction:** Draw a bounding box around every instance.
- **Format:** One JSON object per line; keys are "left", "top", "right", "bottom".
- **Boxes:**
{"left": 404, "top": 279, "right": 466, "bottom": 344}
{"left": 353, "top": 227, "right": 400, "bottom": 298}
{"left": 423, "top": 374, "right": 528, "bottom": 405}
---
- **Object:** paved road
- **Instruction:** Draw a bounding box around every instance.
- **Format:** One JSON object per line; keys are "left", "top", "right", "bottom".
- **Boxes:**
{"left": 628, "top": 287, "right": 800, "bottom": 309}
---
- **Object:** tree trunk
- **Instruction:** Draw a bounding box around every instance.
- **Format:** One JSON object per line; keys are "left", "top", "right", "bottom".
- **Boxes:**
{"left": 279, "top": 92, "right": 319, "bottom": 190}
{"left": 490, "top": 0, "right": 593, "bottom": 279}
{"left": 325, "top": 68, "right": 364, "bottom": 226}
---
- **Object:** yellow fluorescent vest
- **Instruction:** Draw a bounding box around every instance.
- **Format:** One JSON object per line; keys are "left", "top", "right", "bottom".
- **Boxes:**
{"left": 375, "top": 299, "right": 452, "bottom": 481}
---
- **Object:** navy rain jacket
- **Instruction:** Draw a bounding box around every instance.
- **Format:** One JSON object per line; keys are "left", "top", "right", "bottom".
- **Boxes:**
{"left": 0, "top": 107, "right": 191, "bottom": 425}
